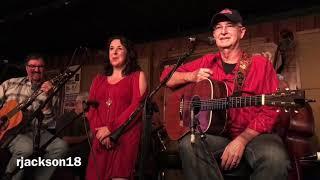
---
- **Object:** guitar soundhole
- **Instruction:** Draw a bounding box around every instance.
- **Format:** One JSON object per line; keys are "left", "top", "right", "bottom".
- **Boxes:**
{"left": 0, "top": 115, "right": 9, "bottom": 130}
{"left": 191, "top": 96, "right": 201, "bottom": 115}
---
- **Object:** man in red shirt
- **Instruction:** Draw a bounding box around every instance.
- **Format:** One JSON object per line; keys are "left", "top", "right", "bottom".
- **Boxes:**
{"left": 161, "top": 8, "right": 290, "bottom": 180}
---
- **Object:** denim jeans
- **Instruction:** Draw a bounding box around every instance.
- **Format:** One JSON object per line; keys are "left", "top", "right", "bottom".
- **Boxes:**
{"left": 179, "top": 133, "right": 291, "bottom": 180}
{"left": 5, "top": 130, "right": 68, "bottom": 180}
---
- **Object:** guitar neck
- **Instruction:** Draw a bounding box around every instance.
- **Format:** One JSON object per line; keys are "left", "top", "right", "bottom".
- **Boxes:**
{"left": 6, "top": 106, "right": 21, "bottom": 119}
{"left": 201, "top": 95, "right": 265, "bottom": 111}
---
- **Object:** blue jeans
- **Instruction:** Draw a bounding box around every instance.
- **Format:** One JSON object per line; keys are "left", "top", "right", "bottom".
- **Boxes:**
{"left": 5, "top": 130, "right": 68, "bottom": 180}
{"left": 179, "top": 133, "right": 291, "bottom": 180}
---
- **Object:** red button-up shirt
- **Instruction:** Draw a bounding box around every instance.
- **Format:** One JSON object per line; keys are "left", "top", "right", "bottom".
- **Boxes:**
{"left": 161, "top": 52, "right": 279, "bottom": 138}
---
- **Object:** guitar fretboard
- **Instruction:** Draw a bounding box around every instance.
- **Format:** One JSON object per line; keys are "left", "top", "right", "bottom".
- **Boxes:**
{"left": 200, "top": 95, "right": 265, "bottom": 111}
{"left": 6, "top": 107, "right": 20, "bottom": 119}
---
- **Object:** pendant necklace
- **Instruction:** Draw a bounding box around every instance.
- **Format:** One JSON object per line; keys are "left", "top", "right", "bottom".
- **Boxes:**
{"left": 106, "top": 97, "right": 112, "bottom": 107}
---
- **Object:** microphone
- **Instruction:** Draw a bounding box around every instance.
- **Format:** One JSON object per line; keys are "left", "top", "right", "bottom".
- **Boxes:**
{"left": 188, "top": 37, "right": 215, "bottom": 45}
{"left": 300, "top": 152, "right": 320, "bottom": 161}
{"left": 83, "top": 100, "right": 99, "bottom": 108}
{"left": 0, "top": 59, "right": 8, "bottom": 64}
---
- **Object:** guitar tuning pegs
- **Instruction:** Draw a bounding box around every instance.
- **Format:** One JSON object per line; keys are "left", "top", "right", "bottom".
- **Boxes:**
{"left": 294, "top": 110, "right": 299, "bottom": 114}
{"left": 284, "top": 109, "right": 289, "bottom": 113}
{"left": 305, "top": 99, "right": 316, "bottom": 103}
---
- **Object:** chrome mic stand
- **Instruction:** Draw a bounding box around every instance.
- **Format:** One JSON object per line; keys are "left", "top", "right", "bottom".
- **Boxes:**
{"left": 190, "top": 99, "right": 224, "bottom": 180}
{"left": 137, "top": 42, "right": 197, "bottom": 180}
{"left": 105, "top": 40, "right": 197, "bottom": 180}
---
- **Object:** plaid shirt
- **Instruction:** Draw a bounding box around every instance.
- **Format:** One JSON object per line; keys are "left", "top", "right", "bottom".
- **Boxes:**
{"left": 0, "top": 77, "right": 57, "bottom": 129}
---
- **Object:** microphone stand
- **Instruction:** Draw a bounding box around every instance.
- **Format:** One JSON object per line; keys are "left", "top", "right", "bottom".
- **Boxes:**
{"left": 138, "top": 42, "right": 199, "bottom": 180}
{"left": 107, "top": 41, "right": 197, "bottom": 180}
{"left": 193, "top": 112, "right": 224, "bottom": 180}
{"left": 109, "top": 41, "right": 197, "bottom": 142}
{"left": 39, "top": 109, "right": 90, "bottom": 155}
{"left": 39, "top": 100, "right": 97, "bottom": 155}
{"left": 34, "top": 65, "right": 82, "bottom": 156}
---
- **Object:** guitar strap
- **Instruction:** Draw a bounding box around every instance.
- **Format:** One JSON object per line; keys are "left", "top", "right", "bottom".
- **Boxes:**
{"left": 233, "top": 52, "right": 252, "bottom": 96}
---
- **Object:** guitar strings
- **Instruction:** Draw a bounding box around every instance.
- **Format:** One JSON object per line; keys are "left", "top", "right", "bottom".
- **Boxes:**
{"left": 182, "top": 96, "right": 290, "bottom": 106}
{"left": 181, "top": 96, "right": 264, "bottom": 109}
{"left": 177, "top": 92, "right": 300, "bottom": 110}
{"left": 182, "top": 96, "right": 263, "bottom": 105}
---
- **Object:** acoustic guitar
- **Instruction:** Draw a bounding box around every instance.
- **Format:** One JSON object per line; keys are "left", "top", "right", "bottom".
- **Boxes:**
{"left": 0, "top": 100, "right": 24, "bottom": 142}
{"left": 164, "top": 78, "right": 307, "bottom": 140}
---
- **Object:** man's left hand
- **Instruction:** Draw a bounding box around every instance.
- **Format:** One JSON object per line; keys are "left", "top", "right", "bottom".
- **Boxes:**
{"left": 41, "top": 81, "right": 54, "bottom": 94}
{"left": 221, "top": 137, "right": 247, "bottom": 170}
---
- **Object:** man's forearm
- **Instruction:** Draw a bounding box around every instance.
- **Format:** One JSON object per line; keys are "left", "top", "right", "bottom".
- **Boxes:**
{"left": 237, "top": 128, "right": 260, "bottom": 145}
{"left": 166, "top": 72, "right": 192, "bottom": 88}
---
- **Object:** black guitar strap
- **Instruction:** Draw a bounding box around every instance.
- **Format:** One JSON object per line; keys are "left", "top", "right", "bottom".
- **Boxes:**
{"left": 233, "top": 52, "right": 252, "bottom": 96}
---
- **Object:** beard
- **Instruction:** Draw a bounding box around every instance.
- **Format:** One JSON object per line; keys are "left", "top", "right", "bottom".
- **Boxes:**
{"left": 29, "top": 72, "right": 43, "bottom": 82}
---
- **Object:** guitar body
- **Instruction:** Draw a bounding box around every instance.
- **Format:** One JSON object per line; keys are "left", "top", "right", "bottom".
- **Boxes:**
{"left": 0, "top": 100, "right": 23, "bottom": 141}
{"left": 164, "top": 78, "right": 307, "bottom": 141}
{"left": 164, "top": 79, "right": 228, "bottom": 140}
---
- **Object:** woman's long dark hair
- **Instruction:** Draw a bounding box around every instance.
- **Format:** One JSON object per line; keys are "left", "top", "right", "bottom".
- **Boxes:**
{"left": 104, "top": 36, "right": 141, "bottom": 76}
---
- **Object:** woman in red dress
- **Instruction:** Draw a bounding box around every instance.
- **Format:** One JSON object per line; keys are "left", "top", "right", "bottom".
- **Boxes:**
{"left": 86, "top": 36, "right": 147, "bottom": 180}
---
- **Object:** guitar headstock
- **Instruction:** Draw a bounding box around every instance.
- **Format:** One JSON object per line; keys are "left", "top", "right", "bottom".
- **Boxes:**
{"left": 265, "top": 89, "right": 313, "bottom": 109}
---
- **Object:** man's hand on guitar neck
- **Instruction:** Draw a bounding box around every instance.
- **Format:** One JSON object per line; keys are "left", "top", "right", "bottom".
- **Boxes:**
{"left": 221, "top": 128, "right": 259, "bottom": 170}
{"left": 41, "top": 81, "right": 54, "bottom": 95}
{"left": 166, "top": 68, "right": 213, "bottom": 88}
{"left": 40, "top": 81, "right": 56, "bottom": 116}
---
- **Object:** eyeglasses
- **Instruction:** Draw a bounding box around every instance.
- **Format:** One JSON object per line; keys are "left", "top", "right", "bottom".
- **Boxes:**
{"left": 213, "top": 24, "right": 242, "bottom": 32}
{"left": 27, "top": 64, "right": 45, "bottom": 69}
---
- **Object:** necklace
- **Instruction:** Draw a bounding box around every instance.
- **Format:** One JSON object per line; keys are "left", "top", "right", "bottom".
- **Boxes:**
{"left": 106, "top": 97, "right": 112, "bottom": 107}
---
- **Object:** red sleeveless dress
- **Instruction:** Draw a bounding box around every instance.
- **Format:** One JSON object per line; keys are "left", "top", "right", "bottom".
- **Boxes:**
{"left": 86, "top": 71, "right": 144, "bottom": 180}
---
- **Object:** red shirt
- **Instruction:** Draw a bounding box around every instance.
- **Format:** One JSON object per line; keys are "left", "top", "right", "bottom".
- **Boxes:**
{"left": 161, "top": 52, "right": 279, "bottom": 138}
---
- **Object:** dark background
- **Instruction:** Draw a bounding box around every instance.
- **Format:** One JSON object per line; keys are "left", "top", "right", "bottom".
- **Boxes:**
{"left": 0, "top": 0, "right": 320, "bottom": 63}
